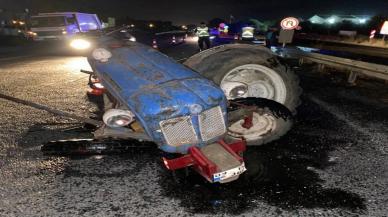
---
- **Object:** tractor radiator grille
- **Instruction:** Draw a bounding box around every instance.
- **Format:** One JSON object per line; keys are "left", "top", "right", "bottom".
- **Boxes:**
{"left": 199, "top": 106, "right": 226, "bottom": 141}
{"left": 160, "top": 116, "right": 198, "bottom": 147}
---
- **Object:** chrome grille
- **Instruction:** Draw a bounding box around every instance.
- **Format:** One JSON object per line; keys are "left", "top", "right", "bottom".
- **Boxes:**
{"left": 160, "top": 116, "right": 198, "bottom": 147}
{"left": 199, "top": 106, "right": 226, "bottom": 141}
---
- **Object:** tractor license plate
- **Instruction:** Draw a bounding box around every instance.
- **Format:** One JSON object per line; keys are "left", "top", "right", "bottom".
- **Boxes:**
{"left": 213, "top": 163, "right": 246, "bottom": 182}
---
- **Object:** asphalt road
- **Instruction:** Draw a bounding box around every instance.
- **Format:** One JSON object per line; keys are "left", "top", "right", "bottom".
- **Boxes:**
{"left": 0, "top": 41, "right": 387, "bottom": 217}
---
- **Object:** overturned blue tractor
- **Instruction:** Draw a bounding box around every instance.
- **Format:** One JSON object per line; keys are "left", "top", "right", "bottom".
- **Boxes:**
{"left": 82, "top": 32, "right": 299, "bottom": 183}
{"left": 0, "top": 28, "right": 299, "bottom": 183}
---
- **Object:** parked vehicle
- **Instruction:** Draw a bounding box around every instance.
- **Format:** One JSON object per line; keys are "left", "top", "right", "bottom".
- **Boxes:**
{"left": 68, "top": 26, "right": 136, "bottom": 52}
{"left": 29, "top": 12, "right": 102, "bottom": 41}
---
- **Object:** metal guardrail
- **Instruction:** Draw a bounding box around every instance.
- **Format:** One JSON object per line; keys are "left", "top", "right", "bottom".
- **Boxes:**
{"left": 280, "top": 48, "right": 388, "bottom": 83}
{"left": 295, "top": 34, "right": 388, "bottom": 49}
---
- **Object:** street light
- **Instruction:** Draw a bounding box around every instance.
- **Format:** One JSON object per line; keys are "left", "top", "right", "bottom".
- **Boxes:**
{"left": 327, "top": 18, "right": 336, "bottom": 24}
{"left": 149, "top": 23, "right": 154, "bottom": 28}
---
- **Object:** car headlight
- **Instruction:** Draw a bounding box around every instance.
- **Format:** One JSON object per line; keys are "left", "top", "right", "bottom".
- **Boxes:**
{"left": 70, "top": 39, "right": 91, "bottom": 50}
{"left": 27, "top": 31, "right": 37, "bottom": 36}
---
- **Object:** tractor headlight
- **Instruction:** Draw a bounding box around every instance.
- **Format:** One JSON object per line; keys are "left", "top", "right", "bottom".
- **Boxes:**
{"left": 70, "top": 38, "right": 91, "bottom": 50}
{"left": 103, "top": 109, "right": 135, "bottom": 128}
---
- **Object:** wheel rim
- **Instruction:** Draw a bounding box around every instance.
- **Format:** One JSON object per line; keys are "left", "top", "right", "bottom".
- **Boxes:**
{"left": 220, "top": 64, "right": 287, "bottom": 104}
{"left": 228, "top": 112, "right": 277, "bottom": 141}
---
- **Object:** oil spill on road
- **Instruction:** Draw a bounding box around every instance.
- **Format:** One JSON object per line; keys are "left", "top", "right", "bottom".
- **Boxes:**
{"left": 158, "top": 97, "right": 366, "bottom": 215}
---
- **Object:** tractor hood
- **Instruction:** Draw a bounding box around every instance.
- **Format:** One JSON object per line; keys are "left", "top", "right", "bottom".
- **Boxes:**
{"left": 129, "top": 78, "right": 226, "bottom": 120}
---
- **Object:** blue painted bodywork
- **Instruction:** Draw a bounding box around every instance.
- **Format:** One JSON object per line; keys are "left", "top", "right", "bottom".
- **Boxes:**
{"left": 88, "top": 36, "right": 228, "bottom": 154}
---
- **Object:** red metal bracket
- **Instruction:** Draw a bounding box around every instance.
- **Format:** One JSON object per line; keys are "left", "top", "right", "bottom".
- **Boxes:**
{"left": 162, "top": 140, "right": 246, "bottom": 182}
{"left": 189, "top": 146, "right": 218, "bottom": 181}
{"left": 218, "top": 140, "right": 246, "bottom": 162}
{"left": 162, "top": 155, "right": 194, "bottom": 170}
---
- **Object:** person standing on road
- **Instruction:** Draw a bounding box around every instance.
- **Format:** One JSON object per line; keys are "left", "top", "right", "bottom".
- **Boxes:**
{"left": 265, "top": 27, "right": 278, "bottom": 48}
{"left": 195, "top": 22, "right": 211, "bottom": 51}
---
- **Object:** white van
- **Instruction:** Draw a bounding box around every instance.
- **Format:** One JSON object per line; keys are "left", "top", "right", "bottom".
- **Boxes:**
{"left": 30, "top": 12, "right": 102, "bottom": 41}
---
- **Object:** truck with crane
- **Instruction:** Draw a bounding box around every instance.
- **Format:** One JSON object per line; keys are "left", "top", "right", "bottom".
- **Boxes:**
{"left": 29, "top": 12, "right": 102, "bottom": 41}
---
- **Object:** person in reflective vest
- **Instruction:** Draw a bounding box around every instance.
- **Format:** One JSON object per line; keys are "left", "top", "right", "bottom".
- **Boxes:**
{"left": 265, "top": 26, "right": 278, "bottom": 48}
{"left": 195, "top": 22, "right": 210, "bottom": 51}
{"left": 241, "top": 26, "right": 255, "bottom": 41}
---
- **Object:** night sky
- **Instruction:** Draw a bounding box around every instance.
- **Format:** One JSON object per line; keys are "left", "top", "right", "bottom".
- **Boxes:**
{"left": 1, "top": 0, "right": 387, "bottom": 24}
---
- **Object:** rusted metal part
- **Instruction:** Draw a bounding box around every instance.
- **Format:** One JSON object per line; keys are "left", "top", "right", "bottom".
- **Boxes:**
{"left": 242, "top": 114, "right": 254, "bottom": 129}
{"left": 130, "top": 121, "right": 145, "bottom": 132}
{"left": 93, "top": 125, "right": 152, "bottom": 141}
{"left": 0, "top": 92, "right": 102, "bottom": 126}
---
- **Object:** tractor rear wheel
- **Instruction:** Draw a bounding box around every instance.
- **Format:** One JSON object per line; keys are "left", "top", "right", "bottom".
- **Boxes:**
{"left": 226, "top": 97, "right": 293, "bottom": 145}
{"left": 184, "top": 44, "right": 299, "bottom": 145}
{"left": 184, "top": 44, "right": 301, "bottom": 113}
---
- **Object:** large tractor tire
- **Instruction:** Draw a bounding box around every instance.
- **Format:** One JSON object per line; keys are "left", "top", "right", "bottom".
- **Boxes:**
{"left": 183, "top": 44, "right": 301, "bottom": 113}
{"left": 184, "top": 44, "right": 300, "bottom": 145}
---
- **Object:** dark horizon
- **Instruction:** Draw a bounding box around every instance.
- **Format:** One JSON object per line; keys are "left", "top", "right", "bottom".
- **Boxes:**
{"left": 1, "top": 0, "right": 387, "bottom": 24}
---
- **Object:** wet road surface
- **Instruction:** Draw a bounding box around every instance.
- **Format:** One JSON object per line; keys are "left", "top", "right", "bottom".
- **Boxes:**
{"left": 0, "top": 42, "right": 387, "bottom": 216}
